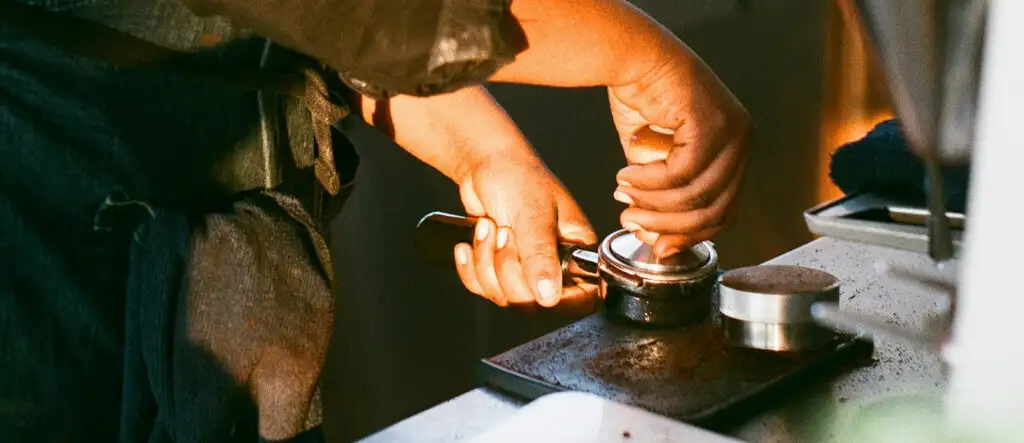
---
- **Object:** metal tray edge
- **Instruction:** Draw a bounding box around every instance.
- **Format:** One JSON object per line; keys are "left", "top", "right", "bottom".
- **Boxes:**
{"left": 803, "top": 193, "right": 962, "bottom": 255}
{"left": 476, "top": 359, "right": 566, "bottom": 401}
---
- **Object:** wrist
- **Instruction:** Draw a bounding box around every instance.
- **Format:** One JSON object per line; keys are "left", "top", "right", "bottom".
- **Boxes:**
{"left": 452, "top": 142, "right": 545, "bottom": 188}
{"left": 613, "top": 19, "right": 691, "bottom": 87}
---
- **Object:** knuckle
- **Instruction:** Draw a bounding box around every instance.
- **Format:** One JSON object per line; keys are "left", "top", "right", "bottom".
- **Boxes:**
{"left": 705, "top": 209, "right": 731, "bottom": 230}
{"left": 693, "top": 207, "right": 724, "bottom": 230}
{"left": 684, "top": 191, "right": 710, "bottom": 210}
{"left": 484, "top": 288, "right": 505, "bottom": 304}
{"left": 521, "top": 248, "right": 559, "bottom": 270}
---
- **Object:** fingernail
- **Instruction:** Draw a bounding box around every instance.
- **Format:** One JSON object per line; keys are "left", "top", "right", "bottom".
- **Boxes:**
{"left": 475, "top": 219, "right": 489, "bottom": 241}
{"left": 613, "top": 191, "right": 634, "bottom": 205}
{"left": 619, "top": 165, "right": 641, "bottom": 176}
{"left": 537, "top": 279, "right": 558, "bottom": 304}
{"left": 455, "top": 246, "right": 469, "bottom": 265}
{"left": 616, "top": 178, "right": 633, "bottom": 188}
{"left": 623, "top": 221, "right": 643, "bottom": 232}
{"left": 496, "top": 229, "right": 509, "bottom": 249}
{"left": 650, "top": 125, "right": 676, "bottom": 134}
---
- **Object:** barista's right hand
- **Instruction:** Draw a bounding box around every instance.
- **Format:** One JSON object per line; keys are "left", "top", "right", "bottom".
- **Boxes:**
{"left": 451, "top": 151, "right": 601, "bottom": 316}
{"left": 357, "top": 85, "right": 600, "bottom": 314}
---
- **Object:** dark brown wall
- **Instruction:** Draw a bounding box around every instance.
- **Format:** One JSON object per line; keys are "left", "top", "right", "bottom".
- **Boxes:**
{"left": 322, "top": 1, "right": 830, "bottom": 441}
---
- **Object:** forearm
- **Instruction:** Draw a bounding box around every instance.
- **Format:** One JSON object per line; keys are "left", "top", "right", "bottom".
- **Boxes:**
{"left": 491, "top": 0, "right": 690, "bottom": 87}
{"left": 359, "top": 86, "right": 534, "bottom": 184}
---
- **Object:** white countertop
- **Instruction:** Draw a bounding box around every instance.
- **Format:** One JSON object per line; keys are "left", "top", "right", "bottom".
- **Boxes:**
{"left": 357, "top": 238, "right": 948, "bottom": 442}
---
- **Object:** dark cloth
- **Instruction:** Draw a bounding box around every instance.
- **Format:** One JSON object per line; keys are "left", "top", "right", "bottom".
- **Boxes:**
{"left": 175, "top": 0, "right": 529, "bottom": 99}
{"left": 14, "top": 0, "right": 529, "bottom": 99}
{"left": 0, "top": 2, "right": 356, "bottom": 441}
{"left": 120, "top": 191, "right": 334, "bottom": 443}
{"left": 829, "top": 119, "right": 971, "bottom": 213}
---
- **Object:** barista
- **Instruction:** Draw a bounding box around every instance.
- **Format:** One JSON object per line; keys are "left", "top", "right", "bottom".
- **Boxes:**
{"left": 0, "top": 0, "right": 749, "bottom": 441}
{"left": 342, "top": 1, "right": 753, "bottom": 311}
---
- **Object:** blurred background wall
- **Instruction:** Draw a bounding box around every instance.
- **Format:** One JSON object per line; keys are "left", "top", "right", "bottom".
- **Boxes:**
{"left": 322, "top": 1, "right": 892, "bottom": 441}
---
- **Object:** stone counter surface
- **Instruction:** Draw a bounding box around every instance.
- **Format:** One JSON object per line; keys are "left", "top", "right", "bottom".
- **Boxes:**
{"left": 357, "top": 238, "right": 948, "bottom": 442}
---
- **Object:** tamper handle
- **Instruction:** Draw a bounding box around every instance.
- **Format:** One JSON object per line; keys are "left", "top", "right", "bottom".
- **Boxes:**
{"left": 624, "top": 126, "right": 675, "bottom": 245}
{"left": 413, "top": 211, "right": 599, "bottom": 281}
{"left": 413, "top": 212, "right": 477, "bottom": 270}
{"left": 626, "top": 126, "right": 674, "bottom": 165}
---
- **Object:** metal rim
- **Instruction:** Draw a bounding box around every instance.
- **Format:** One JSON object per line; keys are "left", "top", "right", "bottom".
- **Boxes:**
{"left": 598, "top": 229, "right": 719, "bottom": 283}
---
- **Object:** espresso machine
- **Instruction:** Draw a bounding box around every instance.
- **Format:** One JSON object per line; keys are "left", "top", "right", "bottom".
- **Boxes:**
{"left": 804, "top": 0, "right": 1024, "bottom": 440}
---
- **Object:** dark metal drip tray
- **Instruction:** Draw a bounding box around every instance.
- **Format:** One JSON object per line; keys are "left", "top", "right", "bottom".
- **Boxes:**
{"left": 477, "top": 314, "right": 873, "bottom": 429}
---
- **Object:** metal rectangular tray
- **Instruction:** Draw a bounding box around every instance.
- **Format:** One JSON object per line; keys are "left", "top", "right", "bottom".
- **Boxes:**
{"left": 476, "top": 314, "right": 873, "bottom": 431}
{"left": 803, "top": 193, "right": 964, "bottom": 255}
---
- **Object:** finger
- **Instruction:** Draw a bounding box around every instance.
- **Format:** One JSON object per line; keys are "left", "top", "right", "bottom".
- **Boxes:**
{"left": 556, "top": 195, "right": 599, "bottom": 246}
{"left": 651, "top": 202, "right": 740, "bottom": 256}
{"left": 620, "top": 145, "right": 746, "bottom": 247}
{"left": 614, "top": 141, "right": 742, "bottom": 212}
{"left": 493, "top": 227, "right": 538, "bottom": 308}
{"left": 615, "top": 184, "right": 713, "bottom": 213}
{"left": 634, "top": 230, "right": 660, "bottom": 244}
{"left": 459, "top": 175, "right": 487, "bottom": 217}
{"left": 551, "top": 282, "right": 602, "bottom": 317}
{"left": 619, "top": 219, "right": 660, "bottom": 245}
{"left": 617, "top": 137, "right": 744, "bottom": 191}
{"left": 472, "top": 218, "right": 506, "bottom": 305}
{"left": 620, "top": 171, "right": 743, "bottom": 235}
{"left": 453, "top": 243, "right": 488, "bottom": 299}
{"left": 608, "top": 88, "right": 649, "bottom": 148}
{"left": 512, "top": 207, "right": 563, "bottom": 308}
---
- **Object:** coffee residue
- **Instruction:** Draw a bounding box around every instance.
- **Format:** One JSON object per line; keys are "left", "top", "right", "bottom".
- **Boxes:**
{"left": 721, "top": 265, "right": 839, "bottom": 294}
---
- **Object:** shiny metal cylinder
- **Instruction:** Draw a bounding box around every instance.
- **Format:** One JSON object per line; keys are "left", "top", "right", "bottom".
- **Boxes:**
{"left": 602, "top": 274, "right": 717, "bottom": 326}
{"left": 718, "top": 265, "right": 841, "bottom": 351}
{"left": 599, "top": 229, "right": 719, "bottom": 327}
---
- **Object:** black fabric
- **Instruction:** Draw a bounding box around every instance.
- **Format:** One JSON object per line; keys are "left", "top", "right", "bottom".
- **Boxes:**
{"left": 829, "top": 119, "right": 971, "bottom": 213}
{"left": 121, "top": 191, "right": 333, "bottom": 443}
{"left": 0, "top": 0, "right": 309, "bottom": 95}
{"left": 177, "top": 0, "right": 528, "bottom": 100}
{"left": 0, "top": 9, "right": 350, "bottom": 442}
{"left": 7, "top": 0, "right": 529, "bottom": 100}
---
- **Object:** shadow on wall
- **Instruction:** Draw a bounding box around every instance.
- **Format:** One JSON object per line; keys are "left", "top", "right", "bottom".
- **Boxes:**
{"left": 322, "top": 1, "right": 828, "bottom": 441}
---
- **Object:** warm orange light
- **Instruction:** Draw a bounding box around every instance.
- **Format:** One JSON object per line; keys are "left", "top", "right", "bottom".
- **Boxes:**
{"left": 831, "top": 112, "right": 894, "bottom": 148}
{"left": 817, "top": 0, "right": 894, "bottom": 204}
{"left": 819, "top": 111, "right": 895, "bottom": 202}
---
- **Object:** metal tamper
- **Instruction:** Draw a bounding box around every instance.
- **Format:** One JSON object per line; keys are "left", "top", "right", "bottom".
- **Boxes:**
{"left": 413, "top": 212, "right": 720, "bottom": 327}
{"left": 718, "top": 265, "right": 841, "bottom": 351}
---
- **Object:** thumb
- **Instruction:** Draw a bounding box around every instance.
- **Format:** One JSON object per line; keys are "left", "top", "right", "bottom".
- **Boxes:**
{"left": 513, "top": 206, "right": 563, "bottom": 308}
{"left": 556, "top": 197, "right": 598, "bottom": 246}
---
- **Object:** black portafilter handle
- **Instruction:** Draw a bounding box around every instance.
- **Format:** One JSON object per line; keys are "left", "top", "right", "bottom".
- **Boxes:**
{"left": 413, "top": 212, "right": 600, "bottom": 281}
{"left": 413, "top": 212, "right": 477, "bottom": 269}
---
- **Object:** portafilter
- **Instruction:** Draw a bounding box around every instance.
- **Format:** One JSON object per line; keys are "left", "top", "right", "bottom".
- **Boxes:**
{"left": 413, "top": 212, "right": 720, "bottom": 327}
{"left": 412, "top": 126, "right": 720, "bottom": 327}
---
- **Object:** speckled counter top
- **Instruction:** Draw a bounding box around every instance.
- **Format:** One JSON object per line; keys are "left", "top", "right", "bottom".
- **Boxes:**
{"left": 358, "top": 238, "right": 948, "bottom": 442}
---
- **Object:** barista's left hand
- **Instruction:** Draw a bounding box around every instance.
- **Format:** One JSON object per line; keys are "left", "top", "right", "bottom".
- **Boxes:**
{"left": 453, "top": 150, "right": 601, "bottom": 315}
{"left": 608, "top": 49, "right": 752, "bottom": 257}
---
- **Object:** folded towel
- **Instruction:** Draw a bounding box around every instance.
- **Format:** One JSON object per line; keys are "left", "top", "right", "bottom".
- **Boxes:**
{"left": 829, "top": 119, "right": 971, "bottom": 213}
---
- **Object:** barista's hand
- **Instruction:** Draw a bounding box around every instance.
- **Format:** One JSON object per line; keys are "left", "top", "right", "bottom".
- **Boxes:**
{"left": 608, "top": 48, "right": 752, "bottom": 256}
{"left": 361, "top": 85, "right": 599, "bottom": 313}
{"left": 452, "top": 151, "right": 601, "bottom": 315}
